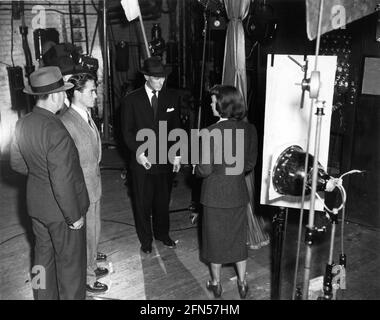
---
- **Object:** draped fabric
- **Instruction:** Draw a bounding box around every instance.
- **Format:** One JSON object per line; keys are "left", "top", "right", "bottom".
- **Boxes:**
{"left": 222, "top": 0, "right": 270, "bottom": 249}
{"left": 221, "top": 0, "right": 250, "bottom": 105}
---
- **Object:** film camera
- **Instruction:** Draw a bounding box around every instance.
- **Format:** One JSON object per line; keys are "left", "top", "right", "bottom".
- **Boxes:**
{"left": 42, "top": 43, "right": 99, "bottom": 76}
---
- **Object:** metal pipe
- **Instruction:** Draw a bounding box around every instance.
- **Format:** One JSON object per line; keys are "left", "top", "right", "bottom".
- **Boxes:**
{"left": 179, "top": 0, "right": 185, "bottom": 88}
{"left": 196, "top": 8, "right": 208, "bottom": 130}
{"left": 302, "top": 103, "right": 325, "bottom": 299}
{"left": 292, "top": 66, "right": 314, "bottom": 300}
{"left": 328, "top": 222, "right": 336, "bottom": 264}
{"left": 300, "top": 0, "right": 325, "bottom": 300}
{"left": 138, "top": 14, "right": 151, "bottom": 58}
{"left": 102, "top": 0, "right": 109, "bottom": 141}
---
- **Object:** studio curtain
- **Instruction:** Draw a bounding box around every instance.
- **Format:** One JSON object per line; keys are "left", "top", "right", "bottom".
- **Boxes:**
{"left": 222, "top": 0, "right": 270, "bottom": 249}
{"left": 221, "top": 0, "right": 250, "bottom": 104}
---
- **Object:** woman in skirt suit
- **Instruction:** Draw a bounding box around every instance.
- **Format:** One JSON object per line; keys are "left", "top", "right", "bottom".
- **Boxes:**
{"left": 195, "top": 85, "right": 257, "bottom": 299}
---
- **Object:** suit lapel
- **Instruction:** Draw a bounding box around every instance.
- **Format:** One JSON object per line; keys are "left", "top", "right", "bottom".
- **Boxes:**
{"left": 157, "top": 89, "right": 171, "bottom": 121}
{"left": 138, "top": 87, "right": 155, "bottom": 121}
{"left": 157, "top": 90, "right": 165, "bottom": 119}
{"left": 68, "top": 108, "right": 101, "bottom": 162}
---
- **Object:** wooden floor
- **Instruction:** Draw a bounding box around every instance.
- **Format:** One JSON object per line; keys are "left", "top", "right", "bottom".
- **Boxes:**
{"left": 0, "top": 148, "right": 379, "bottom": 300}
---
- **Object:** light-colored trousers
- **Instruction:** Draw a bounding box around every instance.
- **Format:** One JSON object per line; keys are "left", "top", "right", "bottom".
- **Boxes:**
{"left": 86, "top": 200, "right": 101, "bottom": 285}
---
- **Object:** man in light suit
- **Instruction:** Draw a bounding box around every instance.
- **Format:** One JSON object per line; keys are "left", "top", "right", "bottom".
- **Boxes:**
{"left": 60, "top": 72, "right": 108, "bottom": 294}
{"left": 10, "top": 66, "right": 89, "bottom": 299}
{"left": 121, "top": 57, "right": 182, "bottom": 254}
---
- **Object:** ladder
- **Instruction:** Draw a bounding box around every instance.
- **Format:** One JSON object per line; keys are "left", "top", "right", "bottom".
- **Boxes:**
{"left": 68, "top": 0, "right": 89, "bottom": 54}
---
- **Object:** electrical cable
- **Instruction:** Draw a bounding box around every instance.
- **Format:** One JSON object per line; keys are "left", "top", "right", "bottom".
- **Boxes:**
{"left": 0, "top": 61, "right": 12, "bottom": 67}
{"left": 339, "top": 185, "right": 346, "bottom": 254}
{"left": 0, "top": 216, "right": 197, "bottom": 248}
{"left": 344, "top": 219, "right": 380, "bottom": 232}
{"left": 246, "top": 41, "right": 258, "bottom": 60}
{"left": 315, "top": 188, "right": 344, "bottom": 213}
{"left": 0, "top": 232, "right": 25, "bottom": 246}
{"left": 101, "top": 217, "right": 197, "bottom": 232}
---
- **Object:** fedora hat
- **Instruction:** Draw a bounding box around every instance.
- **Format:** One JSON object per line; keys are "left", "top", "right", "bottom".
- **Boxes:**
{"left": 23, "top": 66, "right": 74, "bottom": 95}
{"left": 139, "top": 57, "right": 171, "bottom": 77}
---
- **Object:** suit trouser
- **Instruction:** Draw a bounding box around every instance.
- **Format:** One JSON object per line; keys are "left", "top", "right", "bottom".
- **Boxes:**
{"left": 86, "top": 200, "right": 101, "bottom": 285}
{"left": 131, "top": 170, "right": 171, "bottom": 246}
{"left": 31, "top": 217, "right": 86, "bottom": 300}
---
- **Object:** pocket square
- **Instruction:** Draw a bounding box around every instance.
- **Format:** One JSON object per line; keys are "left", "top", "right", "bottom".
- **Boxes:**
{"left": 166, "top": 108, "right": 175, "bottom": 112}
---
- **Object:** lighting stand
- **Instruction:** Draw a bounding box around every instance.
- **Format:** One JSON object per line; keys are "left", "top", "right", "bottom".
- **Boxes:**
{"left": 321, "top": 208, "right": 338, "bottom": 299}
{"left": 321, "top": 206, "right": 347, "bottom": 299}
{"left": 189, "top": 3, "right": 209, "bottom": 220}
{"left": 271, "top": 207, "right": 288, "bottom": 299}
{"left": 302, "top": 100, "right": 325, "bottom": 299}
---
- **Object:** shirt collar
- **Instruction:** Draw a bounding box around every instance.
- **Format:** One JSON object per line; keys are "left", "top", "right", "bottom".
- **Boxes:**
{"left": 70, "top": 103, "right": 89, "bottom": 122}
{"left": 145, "top": 83, "right": 159, "bottom": 100}
{"left": 217, "top": 117, "right": 228, "bottom": 123}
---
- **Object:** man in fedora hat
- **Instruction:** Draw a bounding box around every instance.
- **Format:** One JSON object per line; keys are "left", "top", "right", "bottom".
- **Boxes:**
{"left": 41, "top": 43, "right": 92, "bottom": 115}
{"left": 10, "top": 66, "right": 89, "bottom": 300}
{"left": 121, "top": 56, "right": 181, "bottom": 254}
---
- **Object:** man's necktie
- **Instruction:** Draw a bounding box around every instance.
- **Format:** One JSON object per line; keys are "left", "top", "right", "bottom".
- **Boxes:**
{"left": 87, "top": 111, "right": 94, "bottom": 129}
{"left": 151, "top": 90, "right": 158, "bottom": 119}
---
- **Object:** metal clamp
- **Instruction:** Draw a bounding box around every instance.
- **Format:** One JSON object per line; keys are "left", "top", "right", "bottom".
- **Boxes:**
{"left": 305, "top": 225, "right": 327, "bottom": 245}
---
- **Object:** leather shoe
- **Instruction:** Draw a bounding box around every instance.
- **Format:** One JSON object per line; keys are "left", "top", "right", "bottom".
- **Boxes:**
{"left": 86, "top": 281, "right": 108, "bottom": 294}
{"left": 94, "top": 267, "right": 109, "bottom": 279}
{"left": 206, "top": 280, "right": 222, "bottom": 298}
{"left": 96, "top": 252, "right": 107, "bottom": 262}
{"left": 141, "top": 244, "right": 152, "bottom": 254}
{"left": 237, "top": 279, "right": 249, "bottom": 299}
{"left": 158, "top": 237, "right": 176, "bottom": 248}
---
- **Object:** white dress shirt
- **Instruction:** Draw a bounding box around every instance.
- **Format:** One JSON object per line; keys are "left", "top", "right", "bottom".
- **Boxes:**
{"left": 140, "top": 83, "right": 181, "bottom": 166}
{"left": 145, "top": 83, "right": 159, "bottom": 105}
{"left": 70, "top": 103, "right": 89, "bottom": 123}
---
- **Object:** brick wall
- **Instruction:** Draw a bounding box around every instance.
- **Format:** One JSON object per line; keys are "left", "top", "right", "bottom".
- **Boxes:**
{"left": 0, "top": 0, "right": 101, "bottom": 158}
{"left": 0, "top": 0, "right": 171, "bottom": 159}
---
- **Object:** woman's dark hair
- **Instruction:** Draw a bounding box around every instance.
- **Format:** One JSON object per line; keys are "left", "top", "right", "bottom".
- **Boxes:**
{"left": 209, "top": 85, "right": 246, "bottom": 120}
{"left": 66, "top": 72, "right": 97, "bottom": 103}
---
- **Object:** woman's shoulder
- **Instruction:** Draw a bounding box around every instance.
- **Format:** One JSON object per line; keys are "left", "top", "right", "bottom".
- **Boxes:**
{"left": 240, "top": 120, "right": 257, "bottom": 131}
{"left": 205, "top": 122, "right": 220, "bottom": 131}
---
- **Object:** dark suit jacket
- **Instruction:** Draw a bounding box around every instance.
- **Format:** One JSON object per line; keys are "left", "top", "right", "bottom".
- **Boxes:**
{"left": 195, "top": 119, "right": 257, "bottom": 208}
{"left": 10, "top": 107, "right": 89, "bottom": 225}
{"left": 120, "top": 86, "right": 181, "bottom": 174}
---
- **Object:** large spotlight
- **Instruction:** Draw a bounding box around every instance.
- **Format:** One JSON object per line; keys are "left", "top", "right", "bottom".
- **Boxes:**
{"left": 272, "top": 145, "right": 330, "bottom": 196}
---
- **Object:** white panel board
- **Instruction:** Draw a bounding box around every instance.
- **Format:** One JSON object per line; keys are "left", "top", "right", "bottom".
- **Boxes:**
{"left": 260, "top": 54, "right": 337, "bottom": 211}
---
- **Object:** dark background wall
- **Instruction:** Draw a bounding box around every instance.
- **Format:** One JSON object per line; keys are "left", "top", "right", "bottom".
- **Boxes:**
{"left": 346, "top": 14, "right": 380, "bottom": 229}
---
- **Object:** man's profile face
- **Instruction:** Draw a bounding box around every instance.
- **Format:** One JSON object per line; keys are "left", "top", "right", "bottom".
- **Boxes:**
{"left": 145, "top": 75, "right": 165, "bottom": 91}
{"left": 76, "top": 80, "right": 97, "bottom": 109}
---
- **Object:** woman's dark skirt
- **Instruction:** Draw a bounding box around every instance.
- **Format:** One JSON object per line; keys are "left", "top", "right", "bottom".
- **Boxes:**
{"left": 201, "top": 205, "right": 248, "bottom": 264}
